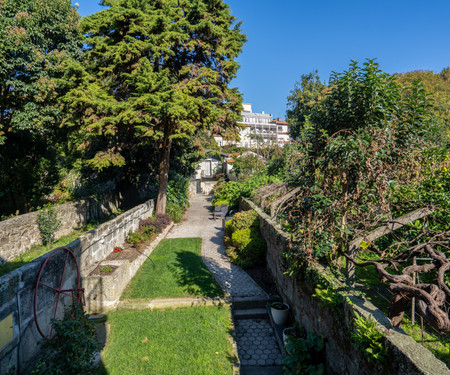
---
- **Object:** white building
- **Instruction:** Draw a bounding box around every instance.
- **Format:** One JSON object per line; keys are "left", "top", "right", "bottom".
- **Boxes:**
{"left": 213, "top": 103, "right": 291, "bottom": 148}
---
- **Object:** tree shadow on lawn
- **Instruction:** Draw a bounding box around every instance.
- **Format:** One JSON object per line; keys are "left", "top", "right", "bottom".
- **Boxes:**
{"left": 169, "top": 250, "right": 224, "bottom": 298}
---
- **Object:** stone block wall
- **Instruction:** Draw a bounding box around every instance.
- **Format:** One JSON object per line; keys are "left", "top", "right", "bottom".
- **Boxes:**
{"left": 241, "top": 198, "right": 450, "bottom": 375}
{"left": 0, "top": 194, "right": 121, "bottom": 265}
{"left": 0, "top": 199, "right": 154, "bottom": 374}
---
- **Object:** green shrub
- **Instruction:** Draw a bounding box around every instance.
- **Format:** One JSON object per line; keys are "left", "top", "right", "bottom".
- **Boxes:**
{"left": 32, "top": 302, "right": 97, "bottom": 375}
{"left": 225, "top": 210, "right": 266, "bottom": 268}
{"left": 212, "top": 199, "right": 229, "bottom": 207}
{"left": 166, "top": 201, "right": 183, "bottom": 223}
{"left": 212, "top": 173, "right": 281, "bottom": 209}
{"left": 227, "top": 210, "right": 259, "bottom": 233}
{"left": 37, "top": 205, "right": 61, "bottom": 245}
{"left": 167, "top": 172, "right": 190, "bottom": 208}
{"left": 283, "top": 329, "right": 325, "bottom": 374}
{"left": 126, "top": 225, "right": 155, "bottom": 247}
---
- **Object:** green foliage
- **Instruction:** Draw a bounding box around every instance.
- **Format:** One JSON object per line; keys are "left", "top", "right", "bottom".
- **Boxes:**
{"left": 232, "top": 153, "right": 266, "bottom": 181}
{"left": 312, "top": 286, "right": 345, "bottom": 311}
{"left": 100, "top": 266, "right": 115, "bottom": 274}
{"left": 167, "top": 172, "right": 190, "bottom": 209}
{"left": 283, "top": 329, "right": 325, "bottom": 375}
{"left": 63, "top": 0, "right": 246, "bottom": 214}
{"left": 287, "top": 70, "right": 327, "bottom": 140}
{"left": 225, "top": 210, "right": 259, "bottom": 235}
{"left": 224, "top": 210, "right": 266, "bottom": 268}
{"left": 213, "top": 172, "right": 281, "bottom": 209}
{"left": 126, "top": 225, "right": 155, "bottom": 247}
{"left": 282, "top": 59, "right": 445, "bottom": 270}
{"left": 350, "top": 313, "right": 388, "bottom": 363}
{"left": 32, "top": 302, "right": 97, "bottom": 375}
{"left": 396, "top": 68, "right": 450, "bottom": 146}
{"left": 212, "top": 199, "right": 229, "bottom": 207}
{"left": 166, "top": 202, "right": 184, "bottom": 223}
{"left": 0, "top": 0, "right": 82, "bottom": 215}
{"left": 37, "top": 205, "right": 61, "bottom": 245}
{"left": 162, "top": 172, "right": 190, "bottom": 222}
{"left": 213, "top": 181, "right": 243, "bottom": 208}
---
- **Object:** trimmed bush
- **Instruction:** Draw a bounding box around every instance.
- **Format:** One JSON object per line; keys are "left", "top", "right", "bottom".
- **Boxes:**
{"left": 212, "top": 199, "right": 229, "bottom": 207}
{"left": 224, "top": 210, "right": 266, "bottom": 268}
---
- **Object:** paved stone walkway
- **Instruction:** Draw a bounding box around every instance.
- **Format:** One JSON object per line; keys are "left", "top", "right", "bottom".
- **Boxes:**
{"left": 234, "top": 319, "right": 282, "bottom": 366}
{"left": 167, "top": 194, "right": 283, "bottom": 372}
{"left": 167, "top": 194, "right": 268, "bottom": 299}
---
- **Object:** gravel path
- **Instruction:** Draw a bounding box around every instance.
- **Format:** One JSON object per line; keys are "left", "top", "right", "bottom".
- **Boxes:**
{"left": 167, "top": 194, "right": 268, "bottom": 299}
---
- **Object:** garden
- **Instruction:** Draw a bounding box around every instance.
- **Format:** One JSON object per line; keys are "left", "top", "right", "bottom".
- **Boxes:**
{"left": 212, "top": 59, "right": 450, "bottom": 369}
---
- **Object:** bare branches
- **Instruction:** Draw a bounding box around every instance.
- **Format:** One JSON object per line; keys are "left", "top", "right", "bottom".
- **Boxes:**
{"left": 345, "top": 216, "right": 450, "bottom": 332}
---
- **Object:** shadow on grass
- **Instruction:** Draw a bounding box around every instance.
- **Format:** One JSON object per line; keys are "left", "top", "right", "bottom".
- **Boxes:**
{"left": 169, "top": 250, "right": 224, "bottom": 298}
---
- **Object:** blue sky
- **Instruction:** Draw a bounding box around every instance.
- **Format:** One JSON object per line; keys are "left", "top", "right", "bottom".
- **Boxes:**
{"left": 74, "top": 0, "right": 450, "bottom": 119}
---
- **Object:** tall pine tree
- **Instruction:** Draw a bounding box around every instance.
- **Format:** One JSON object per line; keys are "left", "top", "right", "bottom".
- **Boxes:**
{"left": 64, "top": 0, "right": 246, "bottom": 213}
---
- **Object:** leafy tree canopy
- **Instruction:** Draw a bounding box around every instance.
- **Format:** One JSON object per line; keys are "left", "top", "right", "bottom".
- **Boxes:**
{"left": 63, "top": 0, "right": 246, "bottom": 214}
{"left": 0, "top": 0, "right": 82, "bottom": 213}
{"left": 396, "top": 68, "right": 450, "bottom": 146}
{"left": 286, "top": 70, "right": 327, "bottom": 139}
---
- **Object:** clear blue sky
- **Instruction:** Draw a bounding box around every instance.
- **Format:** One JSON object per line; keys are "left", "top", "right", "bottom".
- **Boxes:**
{"left": 73, "top": 0, "right": 450, "bottom": 119}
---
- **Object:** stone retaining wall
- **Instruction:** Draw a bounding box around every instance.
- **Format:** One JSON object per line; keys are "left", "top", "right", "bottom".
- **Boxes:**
{"left": 82, "top": 222, "right": 173, "bottom": 314}
{"left": 0, "top": 194, "right": 122, "bottom": 265}
{"left": 241, "top": 198, "right": 450, "bottom": 375}
{"left": 0, "top": 199, "right": 154, "bottom": 374}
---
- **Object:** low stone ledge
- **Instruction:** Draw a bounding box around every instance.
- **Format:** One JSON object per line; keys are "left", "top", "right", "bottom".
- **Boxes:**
{"left": 82, "top": 222, "right": 174, "bottom": 314}
{"left": 117, "top": 297, "right": 231, "bottom": 311}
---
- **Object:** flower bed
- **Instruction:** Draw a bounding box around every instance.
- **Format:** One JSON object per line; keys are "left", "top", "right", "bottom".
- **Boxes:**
{"left": 82, "top": 221, "right": 174, "bottom": 313}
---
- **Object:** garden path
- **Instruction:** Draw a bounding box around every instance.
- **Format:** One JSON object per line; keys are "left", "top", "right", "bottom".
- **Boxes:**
{"left": 167, "top": 194, "right": 283, "bottom": 374}
{"left": 167, "top": 194, "right": 268, "bottom": 299}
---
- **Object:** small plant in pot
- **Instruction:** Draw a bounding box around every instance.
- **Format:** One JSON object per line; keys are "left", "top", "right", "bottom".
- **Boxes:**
{"left": 283, "top": 326, "right": 301, "bottom": 348}
{"left": 270, "top": 302, "right": 289, "bottom": 325}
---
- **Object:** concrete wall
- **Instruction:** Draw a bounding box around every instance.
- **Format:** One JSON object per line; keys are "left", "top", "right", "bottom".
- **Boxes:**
{"left": 241, "top": 198, "right": 450, "bottom": 375}
{"left": 0, "top": 199, "right": 154, "bottom": 374}
{"left": 0, "top": 195, "right": 122, "bottom": 265}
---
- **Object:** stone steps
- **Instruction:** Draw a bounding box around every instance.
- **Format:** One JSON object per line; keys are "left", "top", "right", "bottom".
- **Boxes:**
{"left": 233, "top": 308, "right": 268, "bottom": 320}
{"left": 231, "top": 295, "right": 278, "bottom": 310}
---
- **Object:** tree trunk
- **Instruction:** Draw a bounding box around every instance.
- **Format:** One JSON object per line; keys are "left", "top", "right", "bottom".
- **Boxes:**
{"left": 388, "top": 291, "right": 410, "bottom": 327}
{"left": 155, "top": 136, "right": 172, "bottom": 215}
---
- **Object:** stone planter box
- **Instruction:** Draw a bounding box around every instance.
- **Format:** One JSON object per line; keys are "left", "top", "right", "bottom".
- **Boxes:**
{"left": 82, "top": 222, "right": 173, "bottom": 314}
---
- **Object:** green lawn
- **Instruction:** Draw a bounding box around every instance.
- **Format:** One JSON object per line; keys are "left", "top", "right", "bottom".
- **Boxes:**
{"left": 121, "top": 238, "right": 224, "bottom": 299}
{"left": 97, "top": 306, "right": 235, "bottom": 375}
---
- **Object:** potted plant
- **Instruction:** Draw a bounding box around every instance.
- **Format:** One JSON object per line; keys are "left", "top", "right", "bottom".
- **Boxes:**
{"left": 270, "top": 302, "right": 289, "bottom": 325}
{"left": 283, "top": 327, "right": 296, "bottom": 347}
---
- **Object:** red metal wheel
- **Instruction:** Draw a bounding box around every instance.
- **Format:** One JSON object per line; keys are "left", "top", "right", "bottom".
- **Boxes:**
{"left": 33, "top": 247, "right": 84, "bottom": 339}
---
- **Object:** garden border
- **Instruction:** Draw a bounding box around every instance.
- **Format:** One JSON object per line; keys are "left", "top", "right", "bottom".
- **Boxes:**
{"left": 241, "top": 197, "right": 450, "bottom": 374}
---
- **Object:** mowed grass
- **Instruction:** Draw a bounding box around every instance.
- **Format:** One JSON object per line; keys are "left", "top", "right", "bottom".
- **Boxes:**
{"left": 121, "top": 238, "right": 224, "bottom": 299}
{"left": 98, "top": 306, "right": 235, "bottom": 375}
